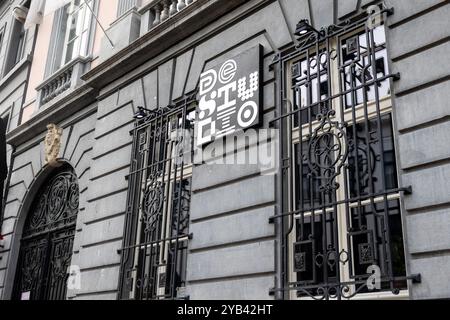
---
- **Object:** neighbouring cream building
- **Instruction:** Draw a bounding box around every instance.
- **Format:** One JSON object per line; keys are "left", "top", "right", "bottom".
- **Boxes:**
{"left": 0, "top": 0, "right": 449, "bottom": 300}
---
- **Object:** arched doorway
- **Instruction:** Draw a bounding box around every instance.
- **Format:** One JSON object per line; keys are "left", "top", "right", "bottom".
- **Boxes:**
{"left": 12, "top": 165, "right": 79, "bottom": 300}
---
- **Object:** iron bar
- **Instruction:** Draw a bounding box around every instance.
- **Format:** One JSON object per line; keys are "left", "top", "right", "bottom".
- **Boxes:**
{"left": 271, "top": 9, "right": 417, "bottom": 299}
{"left": 118, "top": 96, "right": 194, "bottom": 300}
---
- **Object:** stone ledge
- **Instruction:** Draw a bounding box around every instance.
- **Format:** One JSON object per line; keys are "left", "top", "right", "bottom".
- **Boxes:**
{"left": 81, "top": 0, "right": 250, "bottom": 89}
{"left": 0, "top": 55, "right": 31, "bottom": 91}
{"left": 5, "top": 87, "right": 98, "bottom": 147}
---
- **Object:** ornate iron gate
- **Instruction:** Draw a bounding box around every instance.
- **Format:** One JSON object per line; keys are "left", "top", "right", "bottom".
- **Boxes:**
{"left": 13, "top": 167, "right": 79, "bottom": 300}
{"left": 270, "top": 8, "right": 420, "bottom": 300}
{"left": 118, "top": 96, "right": 195, "bottom": 300}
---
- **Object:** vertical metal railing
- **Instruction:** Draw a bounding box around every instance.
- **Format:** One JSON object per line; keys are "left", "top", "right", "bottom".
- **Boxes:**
{"left": 142, "top": 0, "right": 196, "bottom": 31}
{"left": 269, "top": 8, "right": 419, "bottom": 300}
{"left": 118, "top": 96, "right": 195, "bottom": 300}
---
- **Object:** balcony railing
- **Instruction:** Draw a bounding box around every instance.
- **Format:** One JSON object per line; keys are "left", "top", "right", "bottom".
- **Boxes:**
{"left": 141, "top": 0, "right": 196, "bottom": 33}
{"left": 40, "top": 68, "right": 73, "bottom": 105}
{"left": 36, "top": 57, "right": 89, "bottom": 106}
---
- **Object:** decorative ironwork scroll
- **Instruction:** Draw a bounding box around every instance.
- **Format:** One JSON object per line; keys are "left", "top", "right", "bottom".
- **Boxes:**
{"left": 24, "top": 170, "right": 79, "bottom": 237}
{"left": 306, "top": 109, "right": 348, "bottom": 193}
{"left": 13, "top": 167, "right": 79, "bottom": 300}
{"left": 44, "top": 124, "right": 63, "bottom": 167}
{"left": 118, "top": 96, "right": 195, "bottom": 300}
{"left": 270, "top": 7, "right": 419, "bottom": 300}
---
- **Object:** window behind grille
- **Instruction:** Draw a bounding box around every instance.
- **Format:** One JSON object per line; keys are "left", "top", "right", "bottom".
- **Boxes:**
{"left": 271, "top": 11, "right": 418, "bottom": 300}
{"left": 118, "top": 97, "right": 195, "bottom": 300}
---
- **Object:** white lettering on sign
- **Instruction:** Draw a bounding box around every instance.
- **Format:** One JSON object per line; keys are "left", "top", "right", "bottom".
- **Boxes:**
{"left": 196, "top": 46, "right": 262, "bottom": 146}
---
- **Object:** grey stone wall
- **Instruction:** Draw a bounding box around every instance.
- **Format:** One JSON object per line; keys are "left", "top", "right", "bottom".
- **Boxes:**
{"left": 82, "top": 0, "right": 291, "bottom": 300}
{"left": 0, "top": 104, "right": 97, "bottom": 299}
{"left": 80, "top": 0, "right": 403, "bottom": 300}
{"left": 386, "top": 0, "right": 450, "bottom": 300}
{"left": 98, "top": 10, "right": 141, "bottom": 63}
{"left": 2, "top": 0, "right": 450, "bottom": 300}
{"left": 69, "top": 80, "right": 139, "bottom": 300}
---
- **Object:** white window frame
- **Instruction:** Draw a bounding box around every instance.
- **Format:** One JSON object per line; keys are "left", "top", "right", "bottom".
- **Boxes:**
{"left": 60, "top": 0, "right": 93, "bottom": 65}
{"left": 47, "top": 0, "right": 95, "bottom": 75}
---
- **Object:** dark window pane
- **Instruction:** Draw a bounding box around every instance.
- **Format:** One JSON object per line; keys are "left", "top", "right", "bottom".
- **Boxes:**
{"left": 292, "top": 53, "right": 330, "bottom": 127}
{"left": 14, "top": 29, "right": 25, "bottom": 64}
{"left": 347, "top": 114, "right": 398, "bottom": 197}
{"left": 295, "top": 143, "right": 336, "bottom": 211}
{"left": 341, "top": 25, "right": 390, "bottom": 109}
{"left": 294, "top": 213, "right": 338, "bottom": 297}
{"left": 349, "top": 200, "right": 406, "bottom": 292}
{"left": 4, "top": 20, "right": 25, "bottom": 73}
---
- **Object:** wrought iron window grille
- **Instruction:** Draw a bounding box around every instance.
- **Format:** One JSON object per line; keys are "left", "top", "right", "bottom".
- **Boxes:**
{"left": 118, "top": 94, "right": 196, "bottom": 300}
{"left": 269, "top": 7, "right": 420, "bottom": 300}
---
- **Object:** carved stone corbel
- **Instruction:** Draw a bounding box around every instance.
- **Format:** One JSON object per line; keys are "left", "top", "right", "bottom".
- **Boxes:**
{"left": 44, "top": 124, "right": 63, "bottom": 167}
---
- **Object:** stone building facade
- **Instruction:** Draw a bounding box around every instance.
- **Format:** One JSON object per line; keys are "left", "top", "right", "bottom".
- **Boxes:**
{"left": 0, "top": 0, "right": 449, "bottom": 300}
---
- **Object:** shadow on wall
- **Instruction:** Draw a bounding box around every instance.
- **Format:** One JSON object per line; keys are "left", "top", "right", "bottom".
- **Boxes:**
{"left": 0, "top": 117, "right": 8, "bottom": 227}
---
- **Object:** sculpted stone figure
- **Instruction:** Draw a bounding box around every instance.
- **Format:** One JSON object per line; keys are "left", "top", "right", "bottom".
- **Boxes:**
{"left": 44, "top": 124, "right": 63, "bottom": 167}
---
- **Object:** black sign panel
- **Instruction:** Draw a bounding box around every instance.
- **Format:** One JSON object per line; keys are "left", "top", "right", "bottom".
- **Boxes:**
{"left": 196, "top": 45, "right": 263, "bottom": 146}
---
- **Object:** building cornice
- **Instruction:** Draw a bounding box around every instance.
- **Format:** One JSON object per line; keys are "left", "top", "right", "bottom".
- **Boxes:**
{"left": 0, "top": 55, "right": 31, "bottom": 91}
{"left": 6, "top": 0, "right": 258, "bottom": 147}
{"left": 81, "top": 0, "right": 248, "bottom": 89}
{"left": 35, "top": 56, "right": 92, "bottom": 91}
{"left": 6, "top": 85, "right": 98, "bottom": 147}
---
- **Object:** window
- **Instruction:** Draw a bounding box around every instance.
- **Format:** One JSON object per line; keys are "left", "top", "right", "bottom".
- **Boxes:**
{"left": 118, "top": 98, "right": 196, "bottom": 300}
{"left": 117, "top": 0, "right": 141, "bottom": 18}
{"left": 4, "top": 4, "right": 28, "bottom": 75}
{"left": 47, "top": 0, "right": 94, "bottom": 74}
{"left": 272, "top": 12, "right": 417, "bottom": 300}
